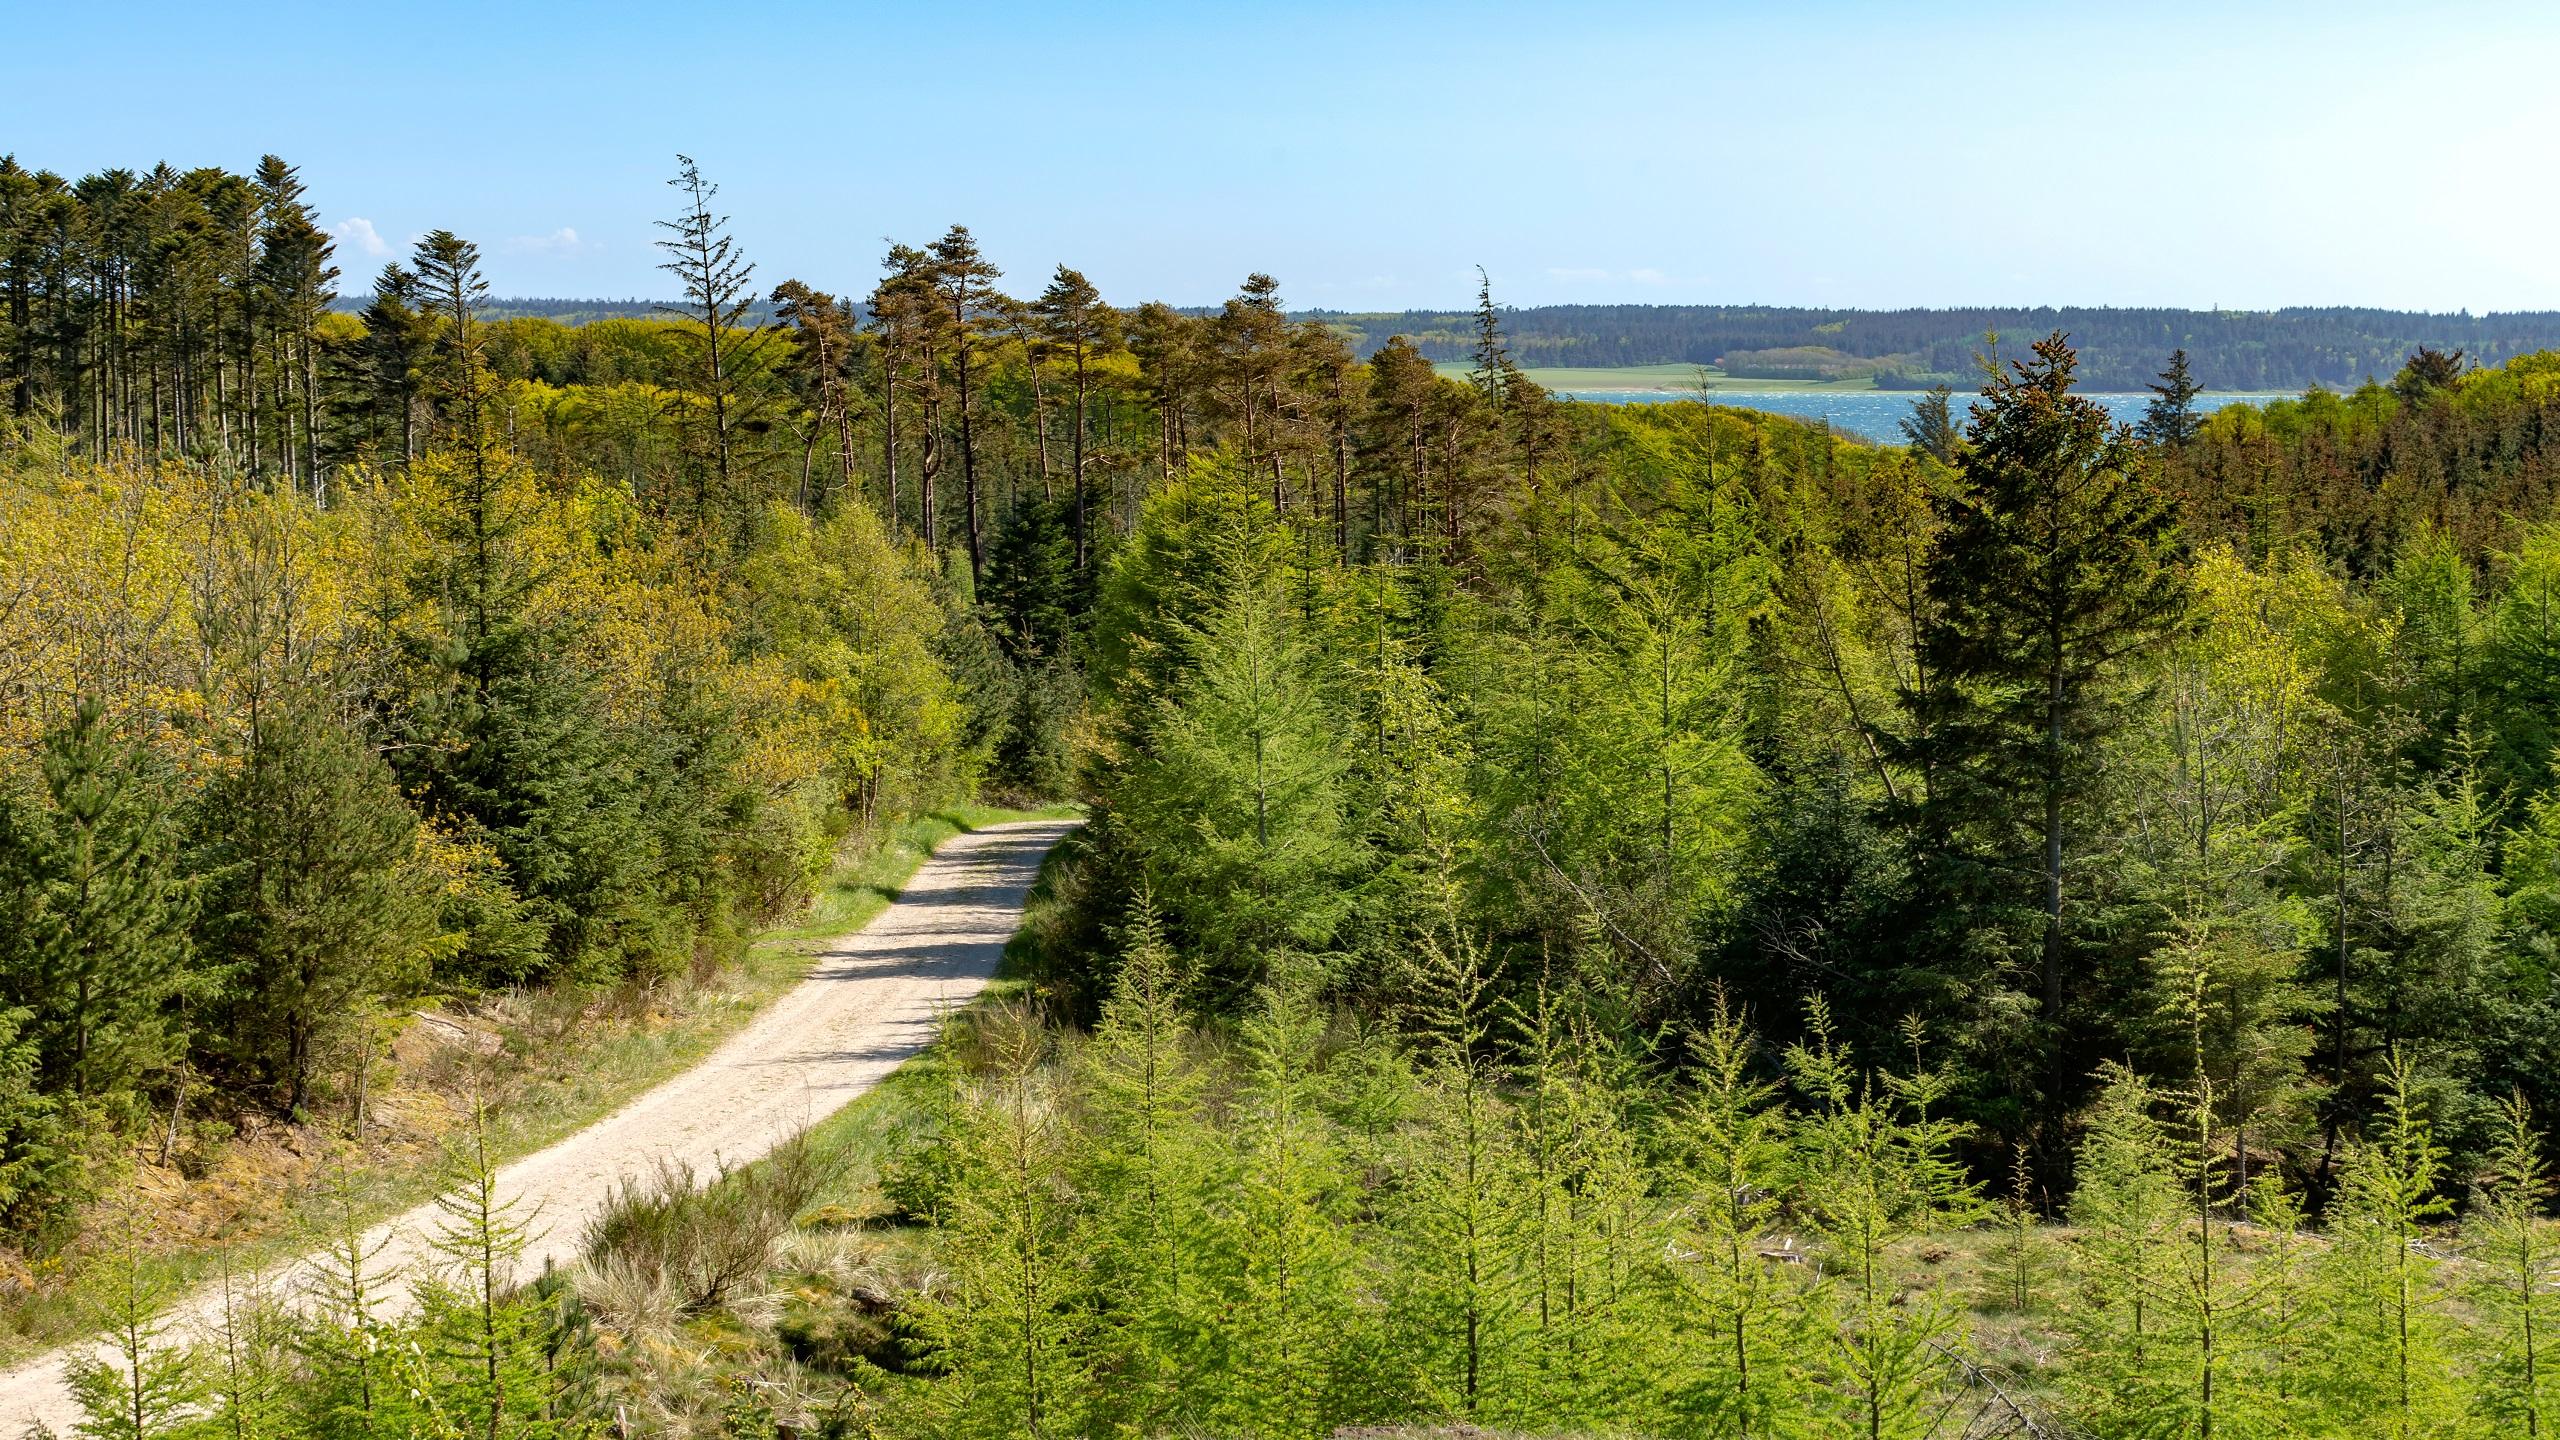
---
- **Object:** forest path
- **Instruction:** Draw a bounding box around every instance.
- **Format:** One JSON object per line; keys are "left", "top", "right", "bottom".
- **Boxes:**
{"left": 0, "top": 817, "right": 1078, "bottom": 1434}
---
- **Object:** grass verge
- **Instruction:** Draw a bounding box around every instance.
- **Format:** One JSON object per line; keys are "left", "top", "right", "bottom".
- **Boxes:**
{"left": 0, "top": 801, "right": 1079, "bottom": 1366}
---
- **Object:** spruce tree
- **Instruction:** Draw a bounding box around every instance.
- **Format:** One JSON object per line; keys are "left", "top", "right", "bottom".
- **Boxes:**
{"left": 2141, "top": 348, "right": 2206, "bottom": 449}
{"left": 1897, "top": 384, "right": 1961, "bottom": 466}
{"left": 1905, "top": 331, "right": 2190, "bottom": 1043}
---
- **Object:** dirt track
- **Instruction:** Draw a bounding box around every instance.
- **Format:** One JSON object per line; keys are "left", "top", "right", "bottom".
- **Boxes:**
{"left": 0, "top": 818, "right": 1076, "bottom": 1433}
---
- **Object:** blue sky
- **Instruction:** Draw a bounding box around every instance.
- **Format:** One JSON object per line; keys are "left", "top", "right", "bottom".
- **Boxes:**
{"left": 9, "top": 1, "right": 2556, "bottom": 311}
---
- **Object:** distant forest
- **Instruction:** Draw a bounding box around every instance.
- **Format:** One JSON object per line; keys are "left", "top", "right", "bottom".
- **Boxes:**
{"left": 1306, "top": 303, "right": 2560, "bottom": 391}
{"left": 348, "top": 296, "right": 2560, "bottom": 394}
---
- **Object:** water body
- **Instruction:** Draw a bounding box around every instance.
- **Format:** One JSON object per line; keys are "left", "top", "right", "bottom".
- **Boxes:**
{"left": 1559, "top": 386, "right": 2280, "bottom": 445}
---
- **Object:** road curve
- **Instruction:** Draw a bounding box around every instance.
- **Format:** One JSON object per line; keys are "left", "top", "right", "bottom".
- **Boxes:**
{"left": 0, "top": 817, "right": 1077, "bottom": 1433}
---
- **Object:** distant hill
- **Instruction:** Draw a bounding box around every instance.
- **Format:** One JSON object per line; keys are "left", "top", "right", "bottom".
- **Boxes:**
{"left": 1299, "top": 304, "right": 2560, "bottom": 392}
{"left": 329, "top": 295, "right": 785, "bottom": 326}
{"left": 348, "top": 297, "right": 2560, "bottom": 393}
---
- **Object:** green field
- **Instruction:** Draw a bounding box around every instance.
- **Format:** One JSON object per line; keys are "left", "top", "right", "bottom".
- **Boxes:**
{"left": 1432, "top": 360, "right": 1880, "bottom": 393}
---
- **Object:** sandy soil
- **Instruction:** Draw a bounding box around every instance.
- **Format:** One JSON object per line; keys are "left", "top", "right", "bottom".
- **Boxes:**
{"left": 0, "top": 818, "right": 1075, "bottom": 1433}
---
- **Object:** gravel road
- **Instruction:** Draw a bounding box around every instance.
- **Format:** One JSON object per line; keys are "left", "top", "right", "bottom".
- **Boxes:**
{"left": 0, "top": 817, "right": 1076, "bottom": 1433}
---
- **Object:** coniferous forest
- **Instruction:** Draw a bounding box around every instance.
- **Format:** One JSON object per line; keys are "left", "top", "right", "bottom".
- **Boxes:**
{"left": 13, "top": 150, "right": 2560, "bottom": 1437}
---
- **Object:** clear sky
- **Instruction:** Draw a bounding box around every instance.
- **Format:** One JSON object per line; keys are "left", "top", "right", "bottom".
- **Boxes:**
{"left": 9, "top": 0, "right": 2556, "bottom": 312}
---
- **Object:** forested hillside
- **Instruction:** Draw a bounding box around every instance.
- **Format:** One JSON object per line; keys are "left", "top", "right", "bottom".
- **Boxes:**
{"left": 16, "top": 149, "right": 2560, "bottom": 1437}
{"left": 1312, "top": 301, "right": 2560, "bottom": 391}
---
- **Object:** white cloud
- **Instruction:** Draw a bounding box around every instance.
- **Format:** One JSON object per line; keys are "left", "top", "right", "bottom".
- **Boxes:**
{"left": 332, "top": 217, "right": 391, "bottom": 258}
{"left": 1628, "top": 267, "right": 1670, "bottom": 286}
{"left": 1545, "top": 266, "right": 1613, "bottom": 283}
{"left": 506, "top": 227, "right": 589, "bottom": 256}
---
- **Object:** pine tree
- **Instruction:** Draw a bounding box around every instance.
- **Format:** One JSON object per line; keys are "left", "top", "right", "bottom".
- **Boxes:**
{"left": 865, "top": 243, "right": 943, "bottom": 540}
{"left": 929, "top": 225, "right": 1005, "bottom": 576}
{"left": 0, "top": 698, "right": 199, "bottom": 1107}
{"left": 1031, "top": 265, "right": 1120, "bottom": 573}
{"left": 195, "top": 698, "right": 432, "bottom": 1116}
{"left": 769, "top": 278, "right": 858, "bottom": 514}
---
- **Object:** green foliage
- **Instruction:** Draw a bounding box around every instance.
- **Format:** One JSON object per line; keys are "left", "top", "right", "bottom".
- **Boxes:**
{"left": 0, "top": 699, "right": 201, "bottom": 1108}
{"left": 65, "top": 1210, "right": 201, "bottom": 1440}
{"left": 408, "top": 1112, "right": 572, "bottom": 1439}
{"left": 193, "top": 697, "right": 434, "bottom": 1114}
{"left": 1069, "top": 896, "right": 1207, "bottom": 1430}
{"left": 1907, "top": 330, "right": 2191, "bottom": 1040}
{"left": 1668, "top": 990, "right": 1817, "bottom": 1438}
{"left": 905, "top": 1010, "right": 1088, "bottom": 1438}
{"left": 2314, "top": 1050, "right": 2466, "bottom": 1436}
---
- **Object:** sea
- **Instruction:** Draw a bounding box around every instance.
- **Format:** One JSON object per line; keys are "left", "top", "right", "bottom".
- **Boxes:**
{"left": 1557, "top": 386, "right": 2278, "bottom": 445}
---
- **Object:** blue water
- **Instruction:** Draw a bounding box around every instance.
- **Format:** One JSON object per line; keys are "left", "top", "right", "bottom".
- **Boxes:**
{"left": 1560, "top": 387, "right": 2277, "bottom": 445}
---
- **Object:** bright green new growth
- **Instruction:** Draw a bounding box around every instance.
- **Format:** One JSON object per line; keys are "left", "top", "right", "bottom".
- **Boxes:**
{"left": 2474, "top": 1091, "right": 2560, "bottom": 1435}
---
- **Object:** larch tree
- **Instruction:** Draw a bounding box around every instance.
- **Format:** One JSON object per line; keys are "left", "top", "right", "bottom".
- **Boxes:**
{"left": 655, "top": 154, "right": 771, "bottom": 528}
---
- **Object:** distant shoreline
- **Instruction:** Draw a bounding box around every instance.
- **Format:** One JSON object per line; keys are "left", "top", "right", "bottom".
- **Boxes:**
{"left": 1435, "top": 361, "right": 2299, "bottom": 398}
